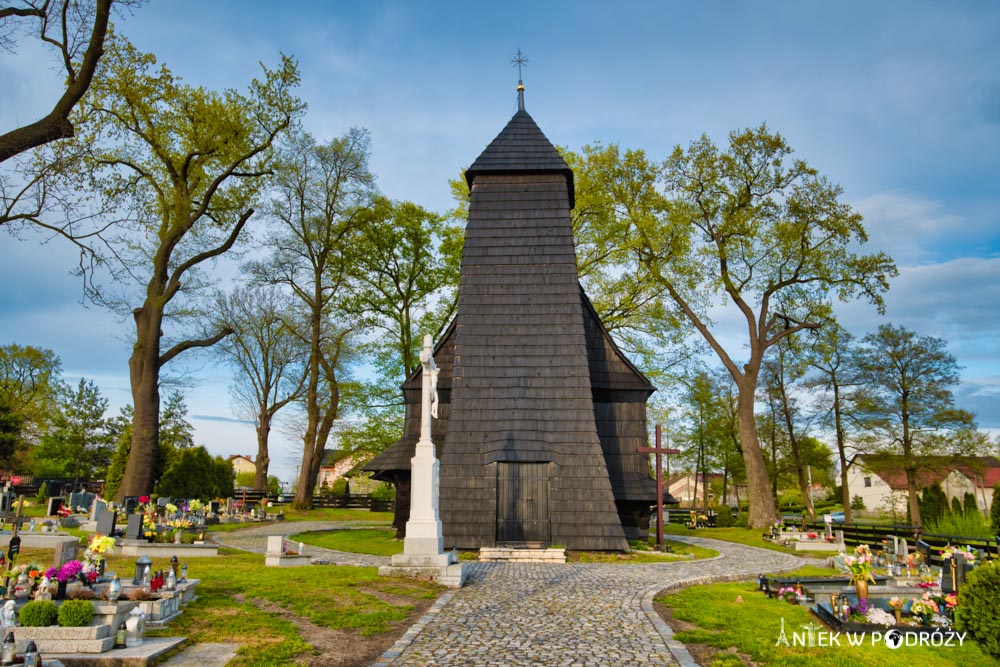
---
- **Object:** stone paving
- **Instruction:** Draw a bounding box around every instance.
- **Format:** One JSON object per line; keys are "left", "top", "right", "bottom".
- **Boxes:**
{"left": 216, "top": 524, "right": 826, "bottom": 666}
{"left": 373, "top": 535, "right": 825, "bottom": 667}
{"left": 210, "top": 520, "right": 393, "bottom": 567}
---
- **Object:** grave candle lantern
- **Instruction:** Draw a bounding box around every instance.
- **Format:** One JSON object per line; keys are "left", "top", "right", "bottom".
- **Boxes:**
{"left": 132, "top": 556, "right": 152, "bottom": 586}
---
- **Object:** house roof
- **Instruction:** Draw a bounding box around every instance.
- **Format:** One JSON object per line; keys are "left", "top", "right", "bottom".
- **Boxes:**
{"left": 465, "top": 108, "right": 575, "bottom": 208}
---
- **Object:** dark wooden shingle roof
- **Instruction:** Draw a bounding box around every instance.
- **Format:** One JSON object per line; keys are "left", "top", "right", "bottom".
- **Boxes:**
{"left": 466, "top": 109, "right": 575, "bottom": 208}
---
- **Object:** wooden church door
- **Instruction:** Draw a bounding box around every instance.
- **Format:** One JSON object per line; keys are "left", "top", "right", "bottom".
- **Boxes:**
{"left": 496, "top": 462, "right": 550, "bottom": 544}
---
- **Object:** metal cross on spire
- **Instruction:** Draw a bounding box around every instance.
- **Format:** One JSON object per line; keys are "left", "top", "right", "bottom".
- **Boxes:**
{"left": 511, "top": 49, "right": 528, "bottom": 110}
{"left": 511, "top": 48, "right": 529, "bottom": 80}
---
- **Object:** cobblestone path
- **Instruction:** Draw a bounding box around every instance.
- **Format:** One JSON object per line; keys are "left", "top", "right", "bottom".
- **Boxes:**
{"left": 375, "top": 536, "right": 822, "bottom": 667}
{"left": 210, "top": 521, "right": 393, "bottom": 567}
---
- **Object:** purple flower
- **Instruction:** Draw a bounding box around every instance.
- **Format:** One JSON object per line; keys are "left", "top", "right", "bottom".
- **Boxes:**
{"left": 56, "top": 560, "right": 83, "bottom": 582}
{"left": 44, "top": 567, "right": 58, "bottom": 580}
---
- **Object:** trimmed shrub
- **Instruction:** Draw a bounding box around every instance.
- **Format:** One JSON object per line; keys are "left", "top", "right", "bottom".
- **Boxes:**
{"left": 715, "top": 507, "right": 735, "bottom": 528}
{"left": 951, "top": 496, "right": 964, "bottom": 515}
{"left": 955, "top": 561, "right": 1000, "bottom": 659}
{"left": 34, "top": 481, "right": 48, "bottom": 505}
{"left": 991, "top": 484, "right": 1000, "bottom": 532}
{"left": 850, "top": 495, "right": 865, "bottom": 510}
{"left": 330, "top": 478, "right": 348, "bottom": 496}
{"left": 19, "top": 600, "right": 58, "bottom": 627}
{"left": 919, "top": 482, "right": 948, "bottom": 524}
{"left": 57, "top": 599, "right": 94, "bottom": 627}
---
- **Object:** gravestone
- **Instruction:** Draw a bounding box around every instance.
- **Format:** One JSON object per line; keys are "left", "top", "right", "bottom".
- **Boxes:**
{"left": 157, "top": 497, "right": 171, "bottom": 508}
{"left": 53, "top": 539, "right": 77, "bottom": 568}
{"left": 90, "top": 499, "right": 107, "bottom": 521}
{"left": 0, "top": 490, "right": 14, "bottom": 512}
{"left": 68, "top": 491, "right": 95, "bottom": 513}
{"left": 95, "top": 508, "right": 117, "bottom": 537}
{"left": 46, "top": 497, "right": 65, "bottom": 517}
{"left": 899, "top": 538, "right": 909, "bottom": 561}
{"left": 123, "top": 496, "right": 139, "bottom": 515}
{"left": 209, "top": 501, "right": 221, "bottom": 516}
{"left": 125, "top": 514, "right": 143, "bottom": 541}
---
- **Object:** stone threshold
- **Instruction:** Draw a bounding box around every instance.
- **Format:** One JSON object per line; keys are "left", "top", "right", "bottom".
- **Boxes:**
{"left": 479, "top": 547, "right": 566, "bottom": 563}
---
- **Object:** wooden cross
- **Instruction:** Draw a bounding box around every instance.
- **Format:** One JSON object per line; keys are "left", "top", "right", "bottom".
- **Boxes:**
{"left": 637, "top": 424, "right": 680, "bottom": 550}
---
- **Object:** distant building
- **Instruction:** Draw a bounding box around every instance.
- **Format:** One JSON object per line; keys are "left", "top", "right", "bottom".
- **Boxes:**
{"left": 847, "top": 454, "right": 1000, "bottom": 514}
{"left": 318, "top": 450, "right": 359, "bottom": 490}
{"left": 228, "top": 455, "right": 255, "bottom": 478}
{"left": 668, "top": 473, "right": 744, "bottom": 508}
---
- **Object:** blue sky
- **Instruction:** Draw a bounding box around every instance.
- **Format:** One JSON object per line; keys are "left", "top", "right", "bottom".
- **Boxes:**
{"left": 1, "top": 1, "right": 999, "bottom": 483}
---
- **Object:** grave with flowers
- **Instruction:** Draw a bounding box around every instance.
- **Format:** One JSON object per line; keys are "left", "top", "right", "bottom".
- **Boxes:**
{"left": 768, "top": 542, "right": 989, "bottom": 640}
{"left": 118, "top": 497, "right": 218, "bottom": 558}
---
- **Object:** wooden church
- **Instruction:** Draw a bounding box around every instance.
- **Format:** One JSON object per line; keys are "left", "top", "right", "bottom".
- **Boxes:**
{"left": 363, "top": 84, "right": 659, "bottom": 551}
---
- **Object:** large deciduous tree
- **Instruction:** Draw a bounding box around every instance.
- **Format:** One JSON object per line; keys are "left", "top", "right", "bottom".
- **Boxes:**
{"left": 215, "top": 285, "right": 306, "bottom": 491}
{"left": 855, "top": 323, "right": 974, "bottom": 527}
{"left": 0, "top": 343, "right": 63, "bottom": 463}
{"left": 65, "top": 35, "right": 302, "bottom": 498}
{"left": 251, "top": 129, "right": 375, "bottom": 507}
{"left": 0, "top": 0, "right": 116, "bottom": 164}
{"left": 632, "top": 125, "right": 897, "bottom": 528}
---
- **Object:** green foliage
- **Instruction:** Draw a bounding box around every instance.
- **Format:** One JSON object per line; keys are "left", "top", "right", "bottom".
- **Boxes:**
{"left": 102, "top": 405, "right": 133, "bottom": 499}
{"left": 964, "top": 491, "right": 978, "bottom": 515}
{"left": 19, "top": 600, "right": 58, "bottom": 627}
{"left": 155, "top": 446, "right": 234, "bottom": 499}
{"left": 951, "top": 496, "right": 964, "bottom": 515}
{"left": 34, "top": 481, "right": 48, "bottom": 504}
{"left": 371, "top": 483, "right": 394, "bottom": 501}
{"left": 57, "top": 599, "right": 95, "bottom": 627}
{"left": 31, "top": 378, "right": 111, "bottom": 481}
{"left": 714, "top": 507, "right": 735, "bottom": 528}
{"left": 992, "top": 484, "right": 1000, "bottom": 532}
{"left": 956, "top": 562, "right": 1000, "bottom": 660}
{"left": 235, "top": 471, "right": 256, "bottom": 489}
{"left": 851, "top": 495, "right": 866, "bottom": 510}
{"left": 0, "top": 344, "right": 63, "bottom": 466}
{"left": 925, "top": 511, "right": 994, "bottom": 540}
{"left": 919, "top": 482, "right": 948, "bottom": 524}
{"left": 329, "top": 478, "right": 348, "bottom": 496}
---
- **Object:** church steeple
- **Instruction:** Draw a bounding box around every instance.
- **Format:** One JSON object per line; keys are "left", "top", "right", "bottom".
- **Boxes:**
{"left": 512, "top": 48, "right": 528, "bottom": 111}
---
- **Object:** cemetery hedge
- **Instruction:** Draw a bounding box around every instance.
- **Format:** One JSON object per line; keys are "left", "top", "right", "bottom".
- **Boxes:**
{"left": 955, "top": 561, "right": 1000, "bottom": 660}
{"left": 57, "top": 599, "right": 94, "bottom": 627}
{"left": 19, "top": 600, "right": 58, "bottom": 627}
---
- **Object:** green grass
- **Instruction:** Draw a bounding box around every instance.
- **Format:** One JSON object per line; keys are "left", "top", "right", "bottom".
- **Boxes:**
{"left": 206, "top": 508, "right": 394, "bottom": 534}
{"left": 657, "top": 577, "right": 999, "bottom": 667}
{"left": 108, "top": 551, "right": 441, "bottom": 666}
{"left": 294, "top": 529, "right": 403, "bottom": 556}
{"left": 569, "top": 539, "right": 718, "bottom": 563}
{"left": 663, "top": 524, "right": 806, "bottom": 555}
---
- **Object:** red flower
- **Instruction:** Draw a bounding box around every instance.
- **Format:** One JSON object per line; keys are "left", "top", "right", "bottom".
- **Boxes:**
{"left": 139, "top": 495, "right": 151, "bottom": 504}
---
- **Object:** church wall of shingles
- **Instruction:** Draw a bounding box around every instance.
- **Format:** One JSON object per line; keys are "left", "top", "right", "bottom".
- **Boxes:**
{"left": 439, "top": 173, "right": 627, "bottom": 551}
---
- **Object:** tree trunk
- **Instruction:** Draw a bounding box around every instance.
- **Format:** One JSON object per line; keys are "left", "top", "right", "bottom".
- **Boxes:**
{"left": 833, "top": 383, "right": 852, "bottom": 523}
{"left": 254, "top": 414, "right": 271, "bottom": 492}
{"left": 118, "top": 306, "right": 162, "bottom": 500}
{"left": 905, "top": 466, "right": 922, "bottom": 528}
{"left": 736, "top": 381, "right": 777, "bottom": 528}
{"left": 778, "top": 380, "right": 815, "bottom": 519}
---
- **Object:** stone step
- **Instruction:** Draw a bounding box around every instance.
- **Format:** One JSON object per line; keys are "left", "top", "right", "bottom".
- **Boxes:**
{"left": 479, "top": 547, "right": 566, "bottom": 563}
{"left": 32, "top": 635, "right": 116, "bottom": 654}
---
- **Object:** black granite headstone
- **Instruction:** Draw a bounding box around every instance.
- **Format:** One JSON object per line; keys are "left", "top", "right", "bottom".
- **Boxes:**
{"left": 96, "top": 508, "right": 117, "bottom": 536}
{"left": 123, "top": 496, "right": 139, "bottom": 515}
{"left": 125, "top": 513, "right": 142, "bottom": 540}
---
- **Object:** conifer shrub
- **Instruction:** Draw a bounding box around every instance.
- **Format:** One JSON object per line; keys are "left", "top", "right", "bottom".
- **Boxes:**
{"left": 955, "top": 561, "right": 1000, "bottom": 660}
{"left": 57, "top": 599, "right": 94, "bottom": 627}
{"left": 991, "top": 484, "right": 1000, "bottom": 533}
{"left": 963, "top": 491, "right": 978, "bottom": 515}
{"left": 19, "top": 600, "right": 58, "bottom": 627}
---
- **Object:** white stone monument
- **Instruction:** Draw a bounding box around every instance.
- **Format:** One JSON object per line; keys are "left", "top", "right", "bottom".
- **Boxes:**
{"left": 380, "top": 335, "right": 466, "bottom": 587}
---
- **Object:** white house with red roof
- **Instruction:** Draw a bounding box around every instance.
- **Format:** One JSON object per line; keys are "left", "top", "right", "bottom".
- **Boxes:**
{"left": 847, "top": 454, "right": 1000, "bottom": 515}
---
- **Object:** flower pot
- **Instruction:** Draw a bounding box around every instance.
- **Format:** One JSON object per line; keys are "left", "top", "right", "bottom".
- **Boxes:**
{"left": 56, "top": 580, "right": 67, "bottom": 600}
